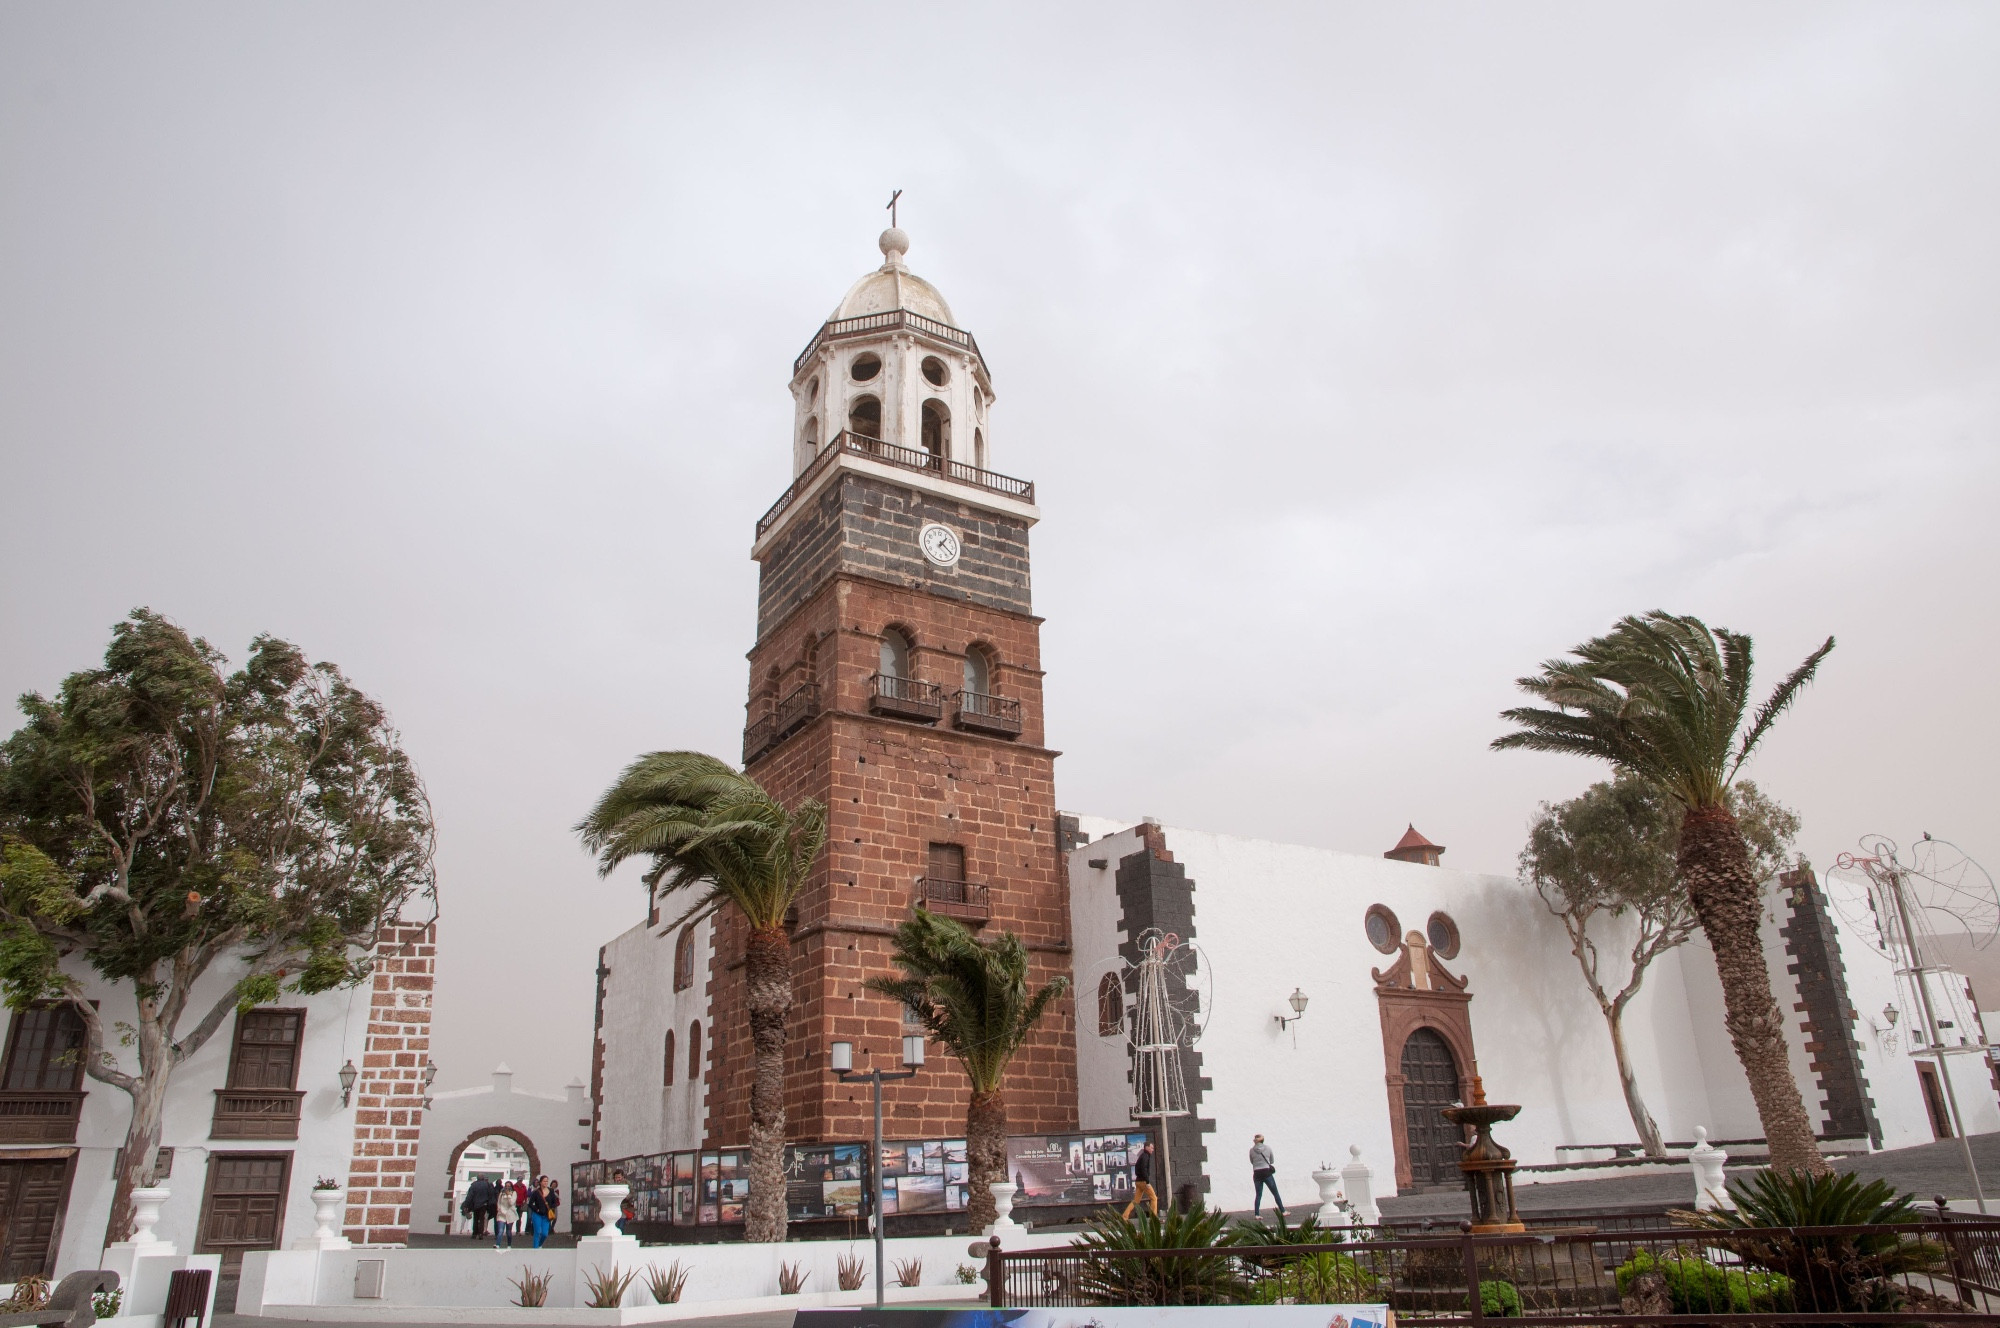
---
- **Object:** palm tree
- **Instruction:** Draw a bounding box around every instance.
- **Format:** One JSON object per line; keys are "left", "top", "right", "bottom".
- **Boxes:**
{"left": 1492, "top": 611, "right": 1834, "bottom": 1176}
{"left": 865, "top": 908, "right": 1070, "bottom": 1232}
{"left": 575, "top": 751, "right": 826, "bottom": 1241}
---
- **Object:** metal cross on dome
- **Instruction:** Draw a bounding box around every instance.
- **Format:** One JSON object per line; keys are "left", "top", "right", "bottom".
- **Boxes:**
{"left": 886, "top": 189, "right": 902, "bottom": 228}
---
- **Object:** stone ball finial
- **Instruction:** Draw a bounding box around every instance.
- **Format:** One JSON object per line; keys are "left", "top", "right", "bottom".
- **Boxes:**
{"left": 1349, "top": 1144, "right": 1362, "bottom": 1160}
{"left": 879, "top": 227, "right": 910, "bottom": 268}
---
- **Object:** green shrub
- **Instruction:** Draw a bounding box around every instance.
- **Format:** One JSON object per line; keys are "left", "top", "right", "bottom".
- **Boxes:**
{"left": 1245, "top": 1252, "right": 1379, "bottom": 1305}
{"left": 1682, "top": 1171, "right": 1943, "bottom": 1314}
{"left": 1616, "top": 1249, "right": 1793, "bottom": 1314}
{"left": 1478, "top": 1279, "right": 1523, "bottom": 1317}
{"left": 1075, "top": 1203, "right": 1246, "bottom": 1306}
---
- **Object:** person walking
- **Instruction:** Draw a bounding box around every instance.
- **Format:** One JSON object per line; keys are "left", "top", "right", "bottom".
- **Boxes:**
{"left": 527, "top": 1178, "right": 554, "bottom": 1249}
{"left": 1250, "top": 1135, "right": 1285, "bottom": 1218}
{"left": 494, "top": 1179, "right": 517, "bottom": 1249}
{"left": 1122, "top": 1141, "right": 1159, "bottom": 1219}
{"left": 548, "top": 1176, "right": 562, "bottom": 1234}
{"left": 462, "top": 1175, "right": 495, "bottom": 1240}
{"left": 513, "top": 1178, "right": 530, "bottom": 1235}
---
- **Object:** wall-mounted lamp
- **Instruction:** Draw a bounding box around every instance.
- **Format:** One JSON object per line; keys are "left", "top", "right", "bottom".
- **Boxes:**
{"left": 1275, "top": 988, "right": 1310, "bottom": 1031}
{"left": 421, "top": 1057, "right": 438, "bottom": 1109}
{"left": 1884, "top": 1004, "right": 1901, "bottom": 1027}
{"left": 338, "top": 1059, "right": 358, "bottom": 1107}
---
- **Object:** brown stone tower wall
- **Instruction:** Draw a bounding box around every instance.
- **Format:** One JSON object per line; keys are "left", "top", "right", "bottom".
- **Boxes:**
{"left": 342, "top": 918, "right": 436, "bottom": 1244}
{"left": 701, "top": 474, "right": 1077, "bottom": 1148}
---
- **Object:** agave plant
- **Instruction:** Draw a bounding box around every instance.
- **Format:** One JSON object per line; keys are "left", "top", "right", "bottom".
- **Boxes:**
{"left": 1682, "top": 1171, "right": 1943, "bottom": 1313}
{"left": 893, "top": 1256, "right": 925, "bottom": 1288}
{"left": 1075, "top": 1203, "right": 1247, "bottom": 1307}
{"left": 643, "top": 1261, "right": 689, "bottom": 1305}
{"left": 582, "top": 1264, "right": 640, "bottom": 1309}
{"left": 835, "top": 1249, "right": 867, "bottom": 1291}
{"left": 509, "top": 1267, "right": 553, "bottom": 1308}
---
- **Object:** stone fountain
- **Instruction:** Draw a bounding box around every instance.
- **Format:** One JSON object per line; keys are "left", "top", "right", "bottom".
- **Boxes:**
{"left": 1440, "top": 1075, "right": 1524, "bottom": 1233}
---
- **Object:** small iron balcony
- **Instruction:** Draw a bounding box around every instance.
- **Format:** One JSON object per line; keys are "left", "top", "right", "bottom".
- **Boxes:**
{"left": 869, "top": 675, "right": 943, "bottom": 724}
{"left": 951, "top": 689, "right": 1022, "bottom": 738}
{"left": 916, "top": 877, "right": 991, "bottom": 926}
{"left": 743, "top": 682, "right": 822, "bottom": 764}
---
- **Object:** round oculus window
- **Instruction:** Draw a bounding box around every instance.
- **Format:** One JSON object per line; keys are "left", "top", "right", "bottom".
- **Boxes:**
{"left": 921, "top": 356, "right": 949, "bottom": 387}
{"left": 1365, "top": 904, "right": 1400, "bottom": 955}
{"left": 1426, "top": 911, "right": 1461, "bottom": 960}
{"left": 850, "top": 354, "right": 882, "bottom": 382}
{"left": 919, "top": 523, "right": 962, "bottom": 568}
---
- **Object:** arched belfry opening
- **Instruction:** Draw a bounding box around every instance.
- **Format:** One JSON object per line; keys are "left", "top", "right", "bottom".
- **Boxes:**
{"left": 849, "top": 395, "right": 881, "bottom": 442}
{"left": 920, "top": 399, "right": 949, "bottom": 463}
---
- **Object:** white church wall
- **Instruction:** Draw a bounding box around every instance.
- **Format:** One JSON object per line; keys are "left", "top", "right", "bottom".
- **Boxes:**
{"left": 1069, "top": 825, "right": 1143, "bottom": 1137}
{"left": 410, "top": 1066, "right": 591, "bottom": 1237}
{"left": 41, "top": 954, "right": 372, "bottom": 1276}
{"left": 596, "top": 912, "right": 712, "bottom": 1161}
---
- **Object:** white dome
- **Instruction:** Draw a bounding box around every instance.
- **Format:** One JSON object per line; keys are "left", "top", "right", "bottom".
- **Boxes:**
{"left": 830, "top": 229, "right": 957, "bottom": 326}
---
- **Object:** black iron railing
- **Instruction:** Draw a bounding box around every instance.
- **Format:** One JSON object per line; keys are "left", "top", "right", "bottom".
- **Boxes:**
{"left": 981, "top": 1219, "right": 2000, "bottom": 1320}
{"left": 952, "top": 689, "right": 1022, "bottom": 737}
{"left": 756, "top": 431, "right": 1034, "bottom": 538}
{"left": 744, "top": 683, "right": 822, "bottom": 764}
{"left": 869, "top": 674, "right": 943, "bottom": 723}
{"left": 917, "top": 877, "right": 991, "bottom": 925}
{"left": 794, "top": 308, "right": 987, "bottom": 378}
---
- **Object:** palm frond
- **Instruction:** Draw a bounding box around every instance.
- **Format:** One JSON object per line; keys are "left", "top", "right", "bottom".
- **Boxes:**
{"left": 1731, "top": 636, "right": 1834, "bottom": 776}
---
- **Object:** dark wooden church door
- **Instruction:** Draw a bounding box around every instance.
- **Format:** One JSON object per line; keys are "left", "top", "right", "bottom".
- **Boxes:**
{"left": 0, "top": 1157, "right": 71, "bottom": 1277}
{"left": 1400, "top": 1027, "right": 1463, "bottom": 1187}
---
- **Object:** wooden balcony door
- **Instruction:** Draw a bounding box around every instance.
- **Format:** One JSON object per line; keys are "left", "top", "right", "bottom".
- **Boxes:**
{"left": 0, "top": 1006, "right": 87, "bottom": 1145}
{"left": 0, "top": 1156, "right": 75, "bottom": 1278}
{"left": 197, "top": 1152, "right": 290, "bottom": 1309}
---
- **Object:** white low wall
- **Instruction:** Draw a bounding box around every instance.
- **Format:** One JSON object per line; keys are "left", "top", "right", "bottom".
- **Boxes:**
{"left": 240, "top": 1231, "right": 1059, "bottom": 1318}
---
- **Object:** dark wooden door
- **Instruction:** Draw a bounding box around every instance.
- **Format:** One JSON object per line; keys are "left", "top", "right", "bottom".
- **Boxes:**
{"left": 199, "top": 1152, "right": 289, "bottom": 1308}
{"left": 0, "top": 1157, "right": 73, "bottom": 1278}
{"left": 1400, "top": 1028, "right": 1463, "bottom": 1186}
{"left": 1918, "top": 1063, "right": 1954, "bottom": 1139}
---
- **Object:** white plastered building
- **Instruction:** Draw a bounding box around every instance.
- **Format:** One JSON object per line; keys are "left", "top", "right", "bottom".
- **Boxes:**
{"left": 1064, "top": 815, "right": 2000, "bottom": 1214}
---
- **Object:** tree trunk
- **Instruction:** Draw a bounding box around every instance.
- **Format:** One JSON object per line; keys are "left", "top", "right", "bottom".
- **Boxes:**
{"left": 1604, "top": 1001, "right": 1667, "bottom": 1158}
{"left": 103, "top": 1030, "right": 172, "bottom": 1246}
{"left": 742, "top": 924, "right": 793, "bottom": 1242}
{"left": 965, "top": 1089, "right": 1008, "bottom": 1234}
{"left": 1678, "top": 804, "right": 1829, "bottom": 1176}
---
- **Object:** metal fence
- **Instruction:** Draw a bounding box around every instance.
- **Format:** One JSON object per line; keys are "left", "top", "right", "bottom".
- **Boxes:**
{"left": 983, "top": 1219, "right": 2000, "bottom": 1322}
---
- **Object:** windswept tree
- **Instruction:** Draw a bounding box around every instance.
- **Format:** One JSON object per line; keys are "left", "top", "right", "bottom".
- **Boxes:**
{"left": 1494, "top": 611, "right": 1834, "bottom": 1176}
{"left": 1523, "top": 775, "right": 1799, "bottom": 1157}
{"left": 0, "top": 610, "right": 435, "bottom": 1241}
{"left": 575, "top": 751, "right": 825, "bottom": 1242}
{"left": 866, "top": 908, "right": 1069, "bottom": 1233}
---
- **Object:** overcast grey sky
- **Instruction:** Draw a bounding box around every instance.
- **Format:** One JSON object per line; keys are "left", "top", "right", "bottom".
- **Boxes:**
{"left": 3, "top": 4, "right": 1996, "bottom": 1094}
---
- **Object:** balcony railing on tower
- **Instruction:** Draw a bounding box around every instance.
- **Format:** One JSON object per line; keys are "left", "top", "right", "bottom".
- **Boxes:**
{"left": 757, "top": 431, "right": 1034, "bottom": 539}
{"left": 869, "top": 674, "right": 943, "bottom": 724}
{"left": 916, "top": 877, "right": 991, "bottom": 926}
{"left": 743, "top": 682, "right": 821, "bottom": 764}
{"left": 794, "top": 308, "right": 988, "bottom": 379}
{"left": 951, "top": 689, "right": 1022, "bottom": 738}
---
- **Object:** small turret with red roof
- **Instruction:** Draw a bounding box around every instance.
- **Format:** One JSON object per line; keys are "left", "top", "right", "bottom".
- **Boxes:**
{"left": 1384, "top": 824, "right": 1444, "bottom": 866}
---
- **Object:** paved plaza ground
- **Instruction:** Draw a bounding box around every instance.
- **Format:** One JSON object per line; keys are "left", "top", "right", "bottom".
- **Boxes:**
{"left": 220, "top": 1133, "right": 2000, "bottom": 1327}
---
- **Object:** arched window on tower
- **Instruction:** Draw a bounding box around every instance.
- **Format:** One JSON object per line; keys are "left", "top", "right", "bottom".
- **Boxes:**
{"left": 974, "top": 428, "right": 986, "bottom": 472}
{"left": 662, "top": 1030, "right": 676, "bottom": 1086}
{"left": 673, "top": 926, "right": 696, "bottom": 992}
{"left": 879, "top": 628, "right": 912, "bottom": 681}
{"left": 848, "top": 395, "right": 881, "bottom": 442}
{"left": 1097, "top": 972, "right": 1125, "bottom": 1038}
{"left": 963, "top": 645, "right": 992, "bottom": 698}
{"left": 802, "top": 416, "right": 818, "bottom": 453}
{"left": 687, "top": 1021, "right": 702, "bottom": 1082}
{"left": 920, "top": 400, "right": 949, "bottom": 465}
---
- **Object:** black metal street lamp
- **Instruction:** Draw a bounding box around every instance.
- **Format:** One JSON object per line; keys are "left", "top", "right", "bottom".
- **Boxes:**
{"left": 830, "top": 1035, "right": 925, "bottom": 1307}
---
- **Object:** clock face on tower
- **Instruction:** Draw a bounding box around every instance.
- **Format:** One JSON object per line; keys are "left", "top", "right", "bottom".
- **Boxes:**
{"left": 919, "top": 522, "right": 962, "bottom": 568}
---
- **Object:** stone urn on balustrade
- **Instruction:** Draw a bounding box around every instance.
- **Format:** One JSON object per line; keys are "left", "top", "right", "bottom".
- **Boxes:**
{"left": 1440, "top": 1075, "right": 1524, "bottom": 1233}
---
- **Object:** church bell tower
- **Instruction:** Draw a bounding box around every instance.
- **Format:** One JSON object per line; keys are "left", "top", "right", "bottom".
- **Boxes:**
{"left": 702, "top": 226, "right": 1078, "bottom": 1148}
